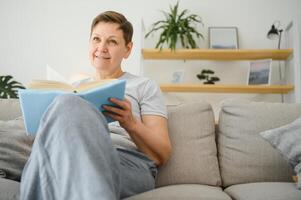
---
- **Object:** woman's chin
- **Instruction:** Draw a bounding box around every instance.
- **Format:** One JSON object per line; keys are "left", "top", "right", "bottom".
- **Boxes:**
{"left": 93, "top": 65, "right": 110, "bottom": 71}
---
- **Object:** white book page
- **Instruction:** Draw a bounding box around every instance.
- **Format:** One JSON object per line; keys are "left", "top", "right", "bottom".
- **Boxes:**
{"left": 46, "top": 64, "right": 93, "bottom": 87}
{"left": 46, "top": 64, "right": 68, "bottom": 83}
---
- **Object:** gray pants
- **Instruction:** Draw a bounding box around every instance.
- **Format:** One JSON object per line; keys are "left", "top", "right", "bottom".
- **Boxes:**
{"left": 20, "top": 94, "right": 157, "bottom": 200}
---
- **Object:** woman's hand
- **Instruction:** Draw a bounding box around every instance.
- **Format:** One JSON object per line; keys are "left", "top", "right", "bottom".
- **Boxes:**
{"left": 102, "top": 98, "right": 137, "bottom": 132}
{"left": 102, "top": 97, "right": 172, "bottom": 166}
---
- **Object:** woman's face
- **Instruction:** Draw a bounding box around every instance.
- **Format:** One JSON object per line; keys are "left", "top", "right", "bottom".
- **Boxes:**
{"left": 89, "top": 22, "right": 132, "bottom": 74}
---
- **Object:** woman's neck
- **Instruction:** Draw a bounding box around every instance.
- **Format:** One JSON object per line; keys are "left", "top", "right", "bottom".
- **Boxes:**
{"left": 95, "top": 69, "right": 124, "bottom": 80}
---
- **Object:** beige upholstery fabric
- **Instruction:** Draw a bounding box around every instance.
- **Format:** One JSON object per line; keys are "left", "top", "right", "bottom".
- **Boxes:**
{"left": 0, "top": 118, "right": 33, "bottom": 181}
{"left": 0, "top": 99, "right": 21, "bottom": 120}
{"left": 124, "top": 184, "right": 231, "bottom": 200}
{"left": 218, "top": 99, "right": 301, "bottom": 187}
{"left": 225, "top": 182, "right": 301, "bottom": 200}
{"left": 156, "top": 102, "right": 221, "bottom": 187}
{"left": 0, "top": 178, "right": 19, "bottom": 200}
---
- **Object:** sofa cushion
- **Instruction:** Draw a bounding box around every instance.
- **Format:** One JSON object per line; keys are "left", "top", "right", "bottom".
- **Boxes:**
{"left": 0, "top": 117, "right": 33, "bottom": 181}
{"left": 0, "top": 99, "right": 22, "bottom": 120}
{"left": 124, "top": 184, "right": 231, "bottom": 200}
{"left": 260, "top": 116, "right": 301, "bottom": 189}
{"left": 156, "top": 102, "right": 221, "bottom": 187}
{"left": 218, "top": 99, "right": 301, "bottom": 187}
{"left": 224, "top": 182, "right": 301, "bottom": 200}
{"left": 0, "top": 178, "right": 20, "bottom": 200}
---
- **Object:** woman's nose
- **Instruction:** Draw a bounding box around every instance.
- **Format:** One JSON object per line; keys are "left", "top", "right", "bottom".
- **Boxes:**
{"left": 97, "top": 41, "right": 108, "bottom": 53}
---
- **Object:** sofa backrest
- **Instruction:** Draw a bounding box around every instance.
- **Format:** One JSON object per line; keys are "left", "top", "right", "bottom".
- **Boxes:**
{"left": 156, "top": 102, "right": 221, "bottom": 187}
{"left": 1, "top": 98, "right": 222, "bottom": 187}
{"left": 0, "top": 99, "right": 22, "bottom": 120}
{"left": 218, "top": 99, "right": 301, "bottom": 187}
{"left": 4, "top": 98, "right": 299, "bottom": 188}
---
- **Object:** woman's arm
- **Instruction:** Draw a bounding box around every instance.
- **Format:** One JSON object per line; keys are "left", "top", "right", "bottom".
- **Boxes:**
{"left": 102, "top": 98, "right": 172, "bottom": 166}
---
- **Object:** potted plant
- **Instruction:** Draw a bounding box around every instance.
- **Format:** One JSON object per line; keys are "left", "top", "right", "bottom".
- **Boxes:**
{"left": 196, "top": 69, "right": 220, "bottom": 84}
{"left": 145, "top": 1, "right": 204, "bottom": 51}
{"left": 0, "top": 75, "right": 25, "bottom": 98}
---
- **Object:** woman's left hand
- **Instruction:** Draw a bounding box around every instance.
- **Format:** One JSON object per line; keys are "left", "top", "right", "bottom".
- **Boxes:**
{"left": 102, "top": 98, "right": 137, "bottom": 132}
{"left": 103, "top": 98, "right": 171, "bottom": 166}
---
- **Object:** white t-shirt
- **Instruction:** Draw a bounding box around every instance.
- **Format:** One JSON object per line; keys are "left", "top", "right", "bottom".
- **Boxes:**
{"left": 74, "top": 72, "right": 167, "bottom": 150}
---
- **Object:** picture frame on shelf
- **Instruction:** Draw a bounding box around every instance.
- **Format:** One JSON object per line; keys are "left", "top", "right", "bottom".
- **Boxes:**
{"left": 209, "top": 27, "right": 239, "bottom": 49}
{"left": 247, "top": 59, "right": 272, "bottom": 85}
{"left": 171, "top": 70, "right": 185, "bottom": 83}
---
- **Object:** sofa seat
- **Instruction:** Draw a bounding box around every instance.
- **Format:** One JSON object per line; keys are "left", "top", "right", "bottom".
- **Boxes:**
{"left": 124, "top": 184, "right": 232, "bottom": 200}
{"left": 0, "top": 178, "right": 19, "bottom": 200}
{"left": 224, "top": 182, "right": 301, "bottom": 200}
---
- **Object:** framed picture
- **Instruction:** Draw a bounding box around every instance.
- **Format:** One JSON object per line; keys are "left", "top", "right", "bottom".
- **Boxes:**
{"left": 247, "top": 59, "right": 272, "bottom": 85}
{"left": 171, "top": 70, "right": 185, "bottom": 83}
{"left": 209, "top": 27, "right": 239, "bottom": 49}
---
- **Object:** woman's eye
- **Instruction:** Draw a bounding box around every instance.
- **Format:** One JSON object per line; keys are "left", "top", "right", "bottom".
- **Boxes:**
{"left": 93, "top": 37, "right": 100, "bottom": 42}
{"left": 108, "top": 40, "right": 117, "bottom": 45}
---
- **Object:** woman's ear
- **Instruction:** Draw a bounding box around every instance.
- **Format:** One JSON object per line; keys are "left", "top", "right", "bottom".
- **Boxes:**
{"left": 123, "top": 42, "right": 133, "bottom": 59}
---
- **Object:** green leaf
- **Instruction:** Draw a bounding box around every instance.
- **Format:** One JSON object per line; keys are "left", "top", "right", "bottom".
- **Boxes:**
{"left": 201, "top": 69, "right": 214, "bottom": 74}
{"left": 197, "top": 74, "right": 206, "bottom": 80}
{"left": 210, "top": 77, "right": 220, "bottom": 82}
{"left": 0, "top": 75, "right": 26, "bottom": 99}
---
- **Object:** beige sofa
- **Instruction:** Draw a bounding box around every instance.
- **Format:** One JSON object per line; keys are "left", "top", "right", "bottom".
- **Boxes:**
{"left": 0, "top": 98, "right": 301, "bottom": 200}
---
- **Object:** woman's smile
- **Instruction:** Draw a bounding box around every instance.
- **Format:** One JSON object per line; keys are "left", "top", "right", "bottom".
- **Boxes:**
{"left": 94, "top": 53, "right": 111, "bottom": 60}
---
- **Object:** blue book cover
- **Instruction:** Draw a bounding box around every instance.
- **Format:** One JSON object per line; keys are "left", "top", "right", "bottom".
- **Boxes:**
{"left": 18, "top": 79, "right": 126, "bottom": 136}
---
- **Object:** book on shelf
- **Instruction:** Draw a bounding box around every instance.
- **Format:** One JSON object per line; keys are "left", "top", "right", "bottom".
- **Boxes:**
{"left": 18, "top": 79, "right": 126, "bottom": 136}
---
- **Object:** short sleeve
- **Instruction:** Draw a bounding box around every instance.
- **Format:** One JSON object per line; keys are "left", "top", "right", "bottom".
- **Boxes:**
{"left": 139, "top": 79, "right": 167, "bottom": 118}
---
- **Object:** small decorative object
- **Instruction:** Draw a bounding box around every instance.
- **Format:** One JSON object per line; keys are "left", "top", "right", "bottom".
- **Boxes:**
{"left": 247, "top": 59, "right": 272, "bottom": 85}
{"left": 209, "top": 27, "right": 238, "bottom": 49}
{"left": 196, "top": 69, "right": 220, "bottom": 84}
{"left": 0, "top": 75, "right": 25, "bottom": 99}
{"left": 145, "top": 1, "right": 204, "bottom": 51}
{"left": 171, "top": 70, "right": 185, "bottom": 83}
{"left": 267, "top": 21, "right": 283, "bottom": 49}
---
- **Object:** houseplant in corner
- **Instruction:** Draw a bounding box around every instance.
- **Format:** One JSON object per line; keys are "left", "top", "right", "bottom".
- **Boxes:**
{"left": 0, "top": 75, "right": 25, "bottom": 98}
{"left": 145, "top": 1, "right": 204, "bottom": 51}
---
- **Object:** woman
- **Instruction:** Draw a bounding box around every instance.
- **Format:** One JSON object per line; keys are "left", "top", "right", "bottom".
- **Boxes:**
{"left": 20, "top": 11, "right": 171, "bottom": 200}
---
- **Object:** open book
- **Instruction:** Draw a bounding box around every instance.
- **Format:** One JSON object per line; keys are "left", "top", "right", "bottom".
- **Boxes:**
{"left": 18, "top": 79, "right": 126, "bottom": 136}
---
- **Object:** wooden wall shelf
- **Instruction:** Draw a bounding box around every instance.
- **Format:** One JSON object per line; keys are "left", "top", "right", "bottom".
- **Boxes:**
{"left": 142, "top": 48, "right": 293, "bottom": 60}
{"left": 160, "top": 84, "right": 294, "bottom": 94}
{"left": 142, "top": 48, "right": 294, "bottom": 94}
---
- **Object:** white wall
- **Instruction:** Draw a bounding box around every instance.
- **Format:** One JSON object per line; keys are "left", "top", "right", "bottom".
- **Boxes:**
{"left": 1, "top": 0, "right": 300, "bottom": 82}
{"left": 1, "top": 0, "right": 301, "bottom": 114}
{"left": 141, "top": 0, "right": 301, "bottom": 113}
{"left": 284, "top": 20, "right": 301, "bottom": 103}
{"left": 0, "top": 0, "right": 145, "bottom": 83}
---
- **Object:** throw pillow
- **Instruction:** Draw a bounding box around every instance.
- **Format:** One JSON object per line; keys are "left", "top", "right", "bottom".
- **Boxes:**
{"left": 260, "top": 116, "right": 301, "bottom": 189}
{"left": 0, "top": 117, "right": 34, "bottom": 181}
{"left": 156, "top": 102, "right": 221, "bottom": 187}
{"left": 218, "top": 99, "right": 301, "bottom": 187}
